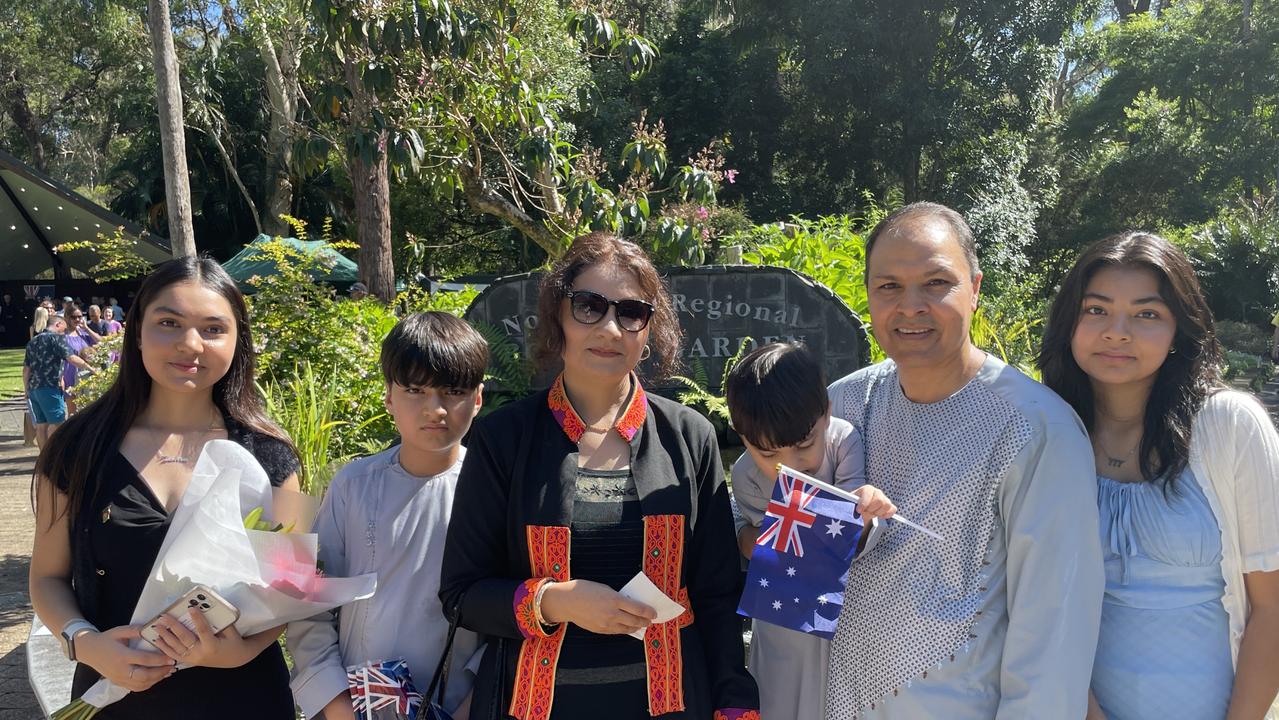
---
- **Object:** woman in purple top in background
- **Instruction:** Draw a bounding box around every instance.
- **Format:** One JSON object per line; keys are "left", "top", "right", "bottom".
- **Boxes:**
{"left": 62, "top": 307, "right": 100, "bottom": 413}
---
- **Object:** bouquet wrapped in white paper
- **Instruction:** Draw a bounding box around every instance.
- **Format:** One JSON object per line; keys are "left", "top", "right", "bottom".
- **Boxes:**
{"left": 54, "top": 440, "right": 377, "bottom": 719}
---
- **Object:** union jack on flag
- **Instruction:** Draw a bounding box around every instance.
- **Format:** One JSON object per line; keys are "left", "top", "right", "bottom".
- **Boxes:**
{"left": 347, "top": 658, "right": 424, "bottom": 720}
{"left": 757, "top": 472, "right": 821, "bottom": 557}
{"left": 738, "top": 465, "right": 879, "bottom": 639}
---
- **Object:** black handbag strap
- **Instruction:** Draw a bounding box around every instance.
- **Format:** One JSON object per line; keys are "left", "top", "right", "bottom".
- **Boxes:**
{"left": 489, "top": 638, "right": 508, "bottom": 720}
{"left": 418, "top": 596, "right": 464, "bottom": 720}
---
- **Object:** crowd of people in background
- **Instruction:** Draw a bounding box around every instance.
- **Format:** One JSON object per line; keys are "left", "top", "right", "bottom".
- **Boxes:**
{"left": 10, "top": 291, "right": 130, "bottom": 446}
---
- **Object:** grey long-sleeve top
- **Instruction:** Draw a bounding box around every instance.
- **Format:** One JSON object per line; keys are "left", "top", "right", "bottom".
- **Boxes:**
{"left": 287, "top": 447, "right": 479, "bottom": 718}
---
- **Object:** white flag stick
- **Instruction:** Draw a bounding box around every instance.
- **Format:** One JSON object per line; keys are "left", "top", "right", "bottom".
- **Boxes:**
{"left": 776, "top": 464, "right": 944, "bottom": 541}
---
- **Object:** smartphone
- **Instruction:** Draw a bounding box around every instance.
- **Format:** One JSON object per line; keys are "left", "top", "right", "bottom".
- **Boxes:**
{"left": 140, "top": 585, "right": 240, "bottom": 649}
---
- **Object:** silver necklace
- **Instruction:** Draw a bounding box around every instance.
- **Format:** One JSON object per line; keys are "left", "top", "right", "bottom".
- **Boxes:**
{"left": 145, "top": 419, "right": 225, "bottom": 465}
{"left": 1096, "top": 436, "right": 1139, "bottom": 469}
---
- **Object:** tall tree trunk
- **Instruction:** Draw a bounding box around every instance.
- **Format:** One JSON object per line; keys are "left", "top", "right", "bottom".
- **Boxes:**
{"left": 351, "top": 143, "right": 394, "bottom": 301}
{"left": 902, "top": 145, "right": 921, "bottom": 204}
{"left": 255, "top": 15, "right": 301, "bottom": 236}
{"left": 146, "top": 0, "right": 197, "bottom": 257}
{"left": 2, "top": 79, "right": 48, "bottom": 172}
{"left": 344, "top": 57, "right": 394, "bottom": 301}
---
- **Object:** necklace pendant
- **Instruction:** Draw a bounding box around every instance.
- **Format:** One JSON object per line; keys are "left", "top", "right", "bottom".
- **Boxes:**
{"left": 1107, "top": 457, "right": 1125, "bottom": 468}
{"left": 157, "top": 453, "right": 191, "bottom": 465}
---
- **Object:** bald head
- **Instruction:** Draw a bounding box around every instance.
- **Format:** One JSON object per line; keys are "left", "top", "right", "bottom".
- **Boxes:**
{"left": 864, "top": 202, "right": 979, "bottom": 284}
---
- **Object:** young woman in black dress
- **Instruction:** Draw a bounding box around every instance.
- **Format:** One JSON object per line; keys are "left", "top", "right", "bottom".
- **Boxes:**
{"left": 30, "top": 256, "right": 300, "bottom": 718}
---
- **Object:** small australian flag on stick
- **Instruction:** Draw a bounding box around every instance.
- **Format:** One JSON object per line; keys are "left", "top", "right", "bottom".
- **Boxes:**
{"left": 737, "top": 464, "right": 878, "bottom": 640}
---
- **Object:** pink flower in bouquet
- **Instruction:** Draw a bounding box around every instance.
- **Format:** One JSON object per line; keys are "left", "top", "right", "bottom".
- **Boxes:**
{"left": 269, "top": 578, "right": 308, "bottom": 600}
{"left": 724, "top": 169, "right": 738, "bottom": 184}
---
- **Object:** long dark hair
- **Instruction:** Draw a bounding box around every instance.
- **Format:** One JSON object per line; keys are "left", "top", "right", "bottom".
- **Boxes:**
{"left": 1037, "top": 231, "right": 1223, "bottom": 487}
{"left": 35, "top": 256, "right": 298, "bottom": 529}
{"left": 532, "top": 231, "right": 682, "bottom": 380}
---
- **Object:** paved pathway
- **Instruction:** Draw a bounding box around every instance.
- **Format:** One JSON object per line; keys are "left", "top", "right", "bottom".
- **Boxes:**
{"left": 0, "top": 400, "right": 39, "bottom": 719}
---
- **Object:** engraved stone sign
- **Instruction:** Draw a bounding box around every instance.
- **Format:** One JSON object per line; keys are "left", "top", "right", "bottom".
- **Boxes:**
{"left": 464, "top": 265, "right": 870, "bottom": 394}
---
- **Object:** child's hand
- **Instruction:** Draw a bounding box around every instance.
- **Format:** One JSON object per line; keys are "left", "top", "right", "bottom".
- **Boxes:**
{"left": 853, "top": 484, "right": 897, "bottom": 521}
{"left": 737, "top": 525, "right": 761, "bottom": 560}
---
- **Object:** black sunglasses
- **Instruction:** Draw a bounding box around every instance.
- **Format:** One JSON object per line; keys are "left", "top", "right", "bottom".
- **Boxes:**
{"left": 565, "top": 290, "right": 655, "bottom": 332}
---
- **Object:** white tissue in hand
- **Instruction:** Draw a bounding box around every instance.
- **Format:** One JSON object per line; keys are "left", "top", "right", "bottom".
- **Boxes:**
{"left": 618, "top": 571, "right": 686, "bottom": 640}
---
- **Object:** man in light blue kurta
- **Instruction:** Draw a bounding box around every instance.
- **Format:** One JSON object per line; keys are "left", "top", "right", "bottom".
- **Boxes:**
{"left": 824, "top": 202, "right": 1104, "bottom": 719}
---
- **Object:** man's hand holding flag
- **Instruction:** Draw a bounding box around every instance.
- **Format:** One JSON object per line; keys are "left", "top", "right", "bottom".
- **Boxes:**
{"left": 737, "top": 464, "right": 939, "bottom": 639}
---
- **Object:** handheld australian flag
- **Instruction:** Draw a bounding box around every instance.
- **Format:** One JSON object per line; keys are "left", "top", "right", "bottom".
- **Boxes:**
{"left": 737, "top": 464, "right": 878, "bottom": 639}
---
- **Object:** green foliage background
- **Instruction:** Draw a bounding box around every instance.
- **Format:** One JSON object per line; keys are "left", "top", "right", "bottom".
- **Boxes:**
{"left": 7, "top": 0, "right": 1279, "bottom": 330}
{"left": 7, "top": 0, "right": 1279, "bottom": 480}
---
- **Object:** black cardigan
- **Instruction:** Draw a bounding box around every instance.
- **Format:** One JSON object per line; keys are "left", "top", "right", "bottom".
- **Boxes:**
{"left": 439, "top": 387, "right": 759, "bottom": 719}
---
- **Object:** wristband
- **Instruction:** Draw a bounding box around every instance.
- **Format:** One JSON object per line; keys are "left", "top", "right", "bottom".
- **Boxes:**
{"left": 60, "top": 619, "right": 98, "bottom": 662}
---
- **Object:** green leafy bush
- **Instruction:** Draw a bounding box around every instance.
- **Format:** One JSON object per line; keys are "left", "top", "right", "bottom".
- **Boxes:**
{"left": 246, "top": 235, "right": 481, "bottom": 461}
{"left": 53, "top": 227, "right": 157, "bottom": 282}
{"left": 735, "top": 215, "right": 882, "bottom": 360}
{"left": 734, "top": 212, "right": 1049, "bottom": 374}
{"left": 1169, "top": 196, "right": 1279, "bottom": 324}
{"left": 736, "top": 215, "right": 871, "bottom": 318}
{"left": 971, "top": 288, "right": 1047, "bottom": 378}
{"left": 259, "top": 362, "right": 384, "bottom": 496}
{"left": 71, "top": 334, "right": 124, "bottom": 404}
{"left": 1215, "top": 320, "right": 1272, "bottom": 356}
{"left": 669, "top": 338, "right": 753, "bottom": 428}
{"left": 471, "top": 321, "right": 536, "bottom": 415}
{"left": 1221, "top": 349, "right": 1275, "bottom": 393}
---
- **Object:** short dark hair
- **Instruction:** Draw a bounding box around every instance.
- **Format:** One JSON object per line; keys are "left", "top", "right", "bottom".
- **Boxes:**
{"left": 1037, "top": 231, "right": 1223, "bottom": 490}
{"left": 864, "top": 202, "right": 980, "bottom": 283}
{"left": 725, "top": 342, "right": 828, "bottom": 449}
{"left": 380, "top": 311, "right": 489, "bottom": 390}
{"left": 532, "top": 231, "right": 682, "bottom": 379}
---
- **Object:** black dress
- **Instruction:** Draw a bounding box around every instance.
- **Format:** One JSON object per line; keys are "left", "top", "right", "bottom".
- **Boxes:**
{"left": 66, "top": 427, "right": 298, "bottom": 719}
{"left": 550, "top": 468, "right": 647, "bottom": 720}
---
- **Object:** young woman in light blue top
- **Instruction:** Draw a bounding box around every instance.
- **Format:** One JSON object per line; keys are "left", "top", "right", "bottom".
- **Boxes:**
{"left": 1040, "top": 231, "right": 1279, "bottom": 720}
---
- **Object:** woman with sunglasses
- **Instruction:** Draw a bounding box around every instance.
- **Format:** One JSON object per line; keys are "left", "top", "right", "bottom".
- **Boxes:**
{"left": 441, "top": 232, "right": 760, "bottom": 720}
{"left": 62, "top": 306, "right": 102, "bottom": 415}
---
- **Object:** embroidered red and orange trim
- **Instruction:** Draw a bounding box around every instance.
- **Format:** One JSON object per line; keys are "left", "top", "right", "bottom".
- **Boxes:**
{"left": 511, "top": 517, "right": 697, "bottom": 720}
{"left": 714, "top": 710, "right": 762, "bottom": 720}
{"left": 548, "top": 373, "right": 648, "bottom": 444}
{"left": 642, "top": 514, "right": 691, "bottom": 716}
{"left": 509, "top": 525, "right": 571, "bottom": 720}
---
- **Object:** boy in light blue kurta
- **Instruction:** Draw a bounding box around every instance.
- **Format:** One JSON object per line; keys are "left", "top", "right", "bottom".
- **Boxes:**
{"left": 288, "top": 312, "right": 489, "bottom": 720}
{"left": 725, "top": 343, "right": 897, "bottom": 720}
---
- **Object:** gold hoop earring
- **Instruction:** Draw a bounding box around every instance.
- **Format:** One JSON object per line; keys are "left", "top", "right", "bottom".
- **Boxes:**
{"left": 639, "top": 345, "right": 652, "bottom": 361}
